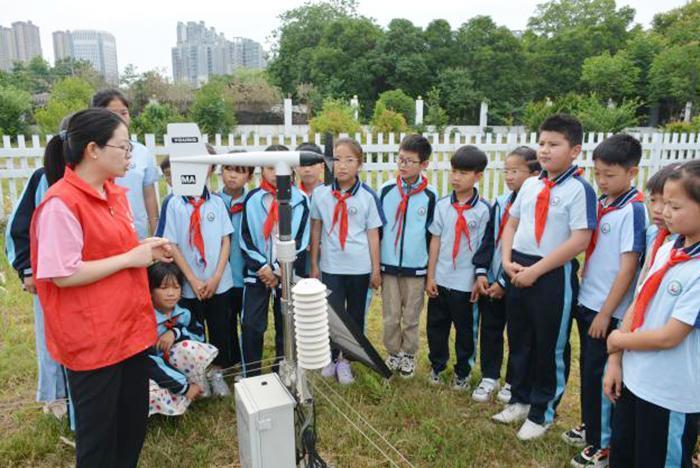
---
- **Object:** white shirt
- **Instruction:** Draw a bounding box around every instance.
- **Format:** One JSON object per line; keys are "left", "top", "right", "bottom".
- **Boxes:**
{"left": 622, "top": 238, "right": 700, "bottom": 413}
{"left": 114, "top": 142, "right": 159, "bottom": 239}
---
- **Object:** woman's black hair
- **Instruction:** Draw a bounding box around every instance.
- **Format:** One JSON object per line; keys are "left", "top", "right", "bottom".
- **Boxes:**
{"left": 43, "top": 108, "right": 126, "bottom": 186}
{"left": 508, "top": 146, "right": 541, "bottom": 173}
{"left": 147, "top": 262, "right": 184, "bottom": 291}
{"left": 667, "top": 160, "right": 700, "bottom": 205}
{"left": 92, "top": 89, "right": 130, "bottom": 108}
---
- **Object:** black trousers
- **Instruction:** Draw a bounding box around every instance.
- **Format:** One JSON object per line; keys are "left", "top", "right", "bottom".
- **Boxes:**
{"left": 426, "top": 286, "right": 478, "bottom": 379}
{"left": 479, "top": 295, "right": 512, "bottom": 382}
{"left": 576, "top": 305, "right": 618, "bottom": 449}
{"left": 230, "top": 286, "right": 243, "bottom": 365}
{"left": 505, "top": 250, "right": 577, "bottom": 425}
{"left": 66, "top": 351, "right": 149, "bottom": 468}
{"left": 180, "top": 288, "right": 237, "bottom": 368}
{"left": 610, "top": 386, "right": 699, "bottom": 468}
{"left": 240, "top": 282, "right": 283, "bottom": 376}
{"left": 322, "top": 272, "right": 370, "bottom": 361}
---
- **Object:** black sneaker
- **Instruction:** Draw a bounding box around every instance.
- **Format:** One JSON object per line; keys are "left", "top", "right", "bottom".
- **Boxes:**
{"left": 570, "top": 445, "right": 609, "bottom": 468}
{"left": 561, "top": 423, "right": 587, "bottom": 448}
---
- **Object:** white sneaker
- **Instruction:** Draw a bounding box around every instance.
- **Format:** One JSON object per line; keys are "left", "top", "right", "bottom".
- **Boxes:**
{"left": 398, "top": 354, "right": 415, "bottom": 379}
{"left": 42, "top": 400, "right": 67, "bottom": 419}
{"left": 497, "top": 383, "right": 512, "bottom": 404}
{"left": 336, "top": 359, "right": 354, "bottom": 385}
{"left": 321, "top": 361, "right": 337, "bottom": 379}
{"left": 428, "top": 369, "right": 443, "bottom": 385}
{"left": 452, "top": 375, "right": 471, "bottom": 392}
{"left": 385, "top": 353, "right": 402, "bottom": 372}
{"left": 199, "top": 377, "right": 212, "bottom": 398}
{"left": 492, "top": 403, "right": 531, "bottom": 424}
{"left": 208, "top": 369, "right": 231, "bottom": 397}
{"left": 517, "top": 419, "right": 551, "bottom": 441}
{"left": 472, "top": 378, "right": 500, "bottom": 402}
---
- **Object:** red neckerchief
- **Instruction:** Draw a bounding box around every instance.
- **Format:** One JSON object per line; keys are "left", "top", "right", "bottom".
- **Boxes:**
{"left": 631, "top": 247, "right": 691, "bottom": 331}
{"left": 260, "top": 179, "right": 278, "bottom": 240}
{"left": 187, "top": 197, "right": 207, "bottom": 268}
{"left": 393, "top": 176, "right": 428, "bottom": 249}
{"left": 230, "top": 203, "right": 244, "bottom": 215}
{"left": 451, "top": 191, "right": 477, "bottom": 267}
{"left": 584, "top": 189, "right": 644, "bottom": 269}
{"left": 495, "top": 192, "right": 516, "bottom": 245}
{"left": 534, "top": 167, "right": 583, "bottom": 245}
{"left": 331, "top": 189, "right": 352, "bottom": 250}
{"left": 649, "top": 227, "right": 670, "bottom": 267}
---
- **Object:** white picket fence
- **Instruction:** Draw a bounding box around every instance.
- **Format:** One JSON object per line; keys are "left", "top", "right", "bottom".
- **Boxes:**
{"left": 1, "top": 131, "right": 700, "bottom": 220}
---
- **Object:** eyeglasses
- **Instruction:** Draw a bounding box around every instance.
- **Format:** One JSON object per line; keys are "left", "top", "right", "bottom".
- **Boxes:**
{"left": 397, "top": 159, "right": 421, "bottom": 167}
{"left": 332, "top": 158, "right": 359, "bottom": 167}
{"left": 104, "top": 142, "right": 134, "bottom": 156}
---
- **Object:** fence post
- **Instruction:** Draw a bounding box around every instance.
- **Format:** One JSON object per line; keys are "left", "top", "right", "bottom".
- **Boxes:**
{"left": 415, "top": 96, "right": 424, "bottom": 126}
{"left": 479, "top": 101, "right": 488, "bottom": 129}
{"left": 284, "top": 97, "right": 293, "bottom": 135}
{"left": 350, "top": 95, "right": 359, "bottom": 121}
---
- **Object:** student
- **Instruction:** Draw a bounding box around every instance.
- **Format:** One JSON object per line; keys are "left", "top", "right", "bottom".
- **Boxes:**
{"left": 492, "top": 114, "right": 596, "bottom": 441}
{"left": 92, "top": 89, "right": 159, "bottom": 239}
{"left": 604, "top": 160, "right": 700, "bottom": 468}
{"left": 379, "top": 134, "right": 437, "bottom": 378}
{"left": 295, "top": 142, "right": 325, "bottom": 196}
{"left": 425, "top": 145, "right": 490, "bottom": 390}
{"left": 218, "top": 158, "right": 253, "bottom": 374}
{"left": 472, "top": 146, "right": 540, "bottom": 403}
{"left": 239, "top": 145, "right": 310, "bottom": 376}
{"left": 161, "top": 146, "right": 235, "bottom": 396}
{"left": 29, "top": 108, "right": 172, "bottom": 467}
{"left": 310, "top": 137, "right": 385, "bottom": 385}
{"left": 561, "top": 134, "right": 646, "bottom": 467}
{"left": 160, "top": 156, "right": 172, "bottom": 192}
{"left": 145, "top": 262, "right": 218, "bottom": 416}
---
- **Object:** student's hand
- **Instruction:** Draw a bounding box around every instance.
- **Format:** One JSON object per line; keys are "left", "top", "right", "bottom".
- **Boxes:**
{"left": 487, "top": 283, "right": 505, "bottom": 300}
{"left": 603, "top": 358, "right": 623, "bottom": 403}
{"left": 425, "top": 278, "right": 438, "bottom": 298}
{"left": 511, "top": 266, "right": 539, "bottom": 288}
{"left": 503, "top": 261, "right": 525, "bottom": 279}
{"left": 588, "top": 314, "right": 612, "bottom": 340}
{"left": 185, "top": 383, "right": 203, "bottom": 401}
{"left": 257, "top": 266, "right": 277, "bottom": 288}
{"left": 22, "top": 275, "right": 37, "bottom": 294}
{"left": 201, "top": 275, "right": 221, "bottom": 300}
{"left": 472, "top": 276, "right": 489, "bottom": 301}
{"left": 188, "top": 277, "right": 206, "bottom": 301}
{"left": 370, "top": 269, "right": 382, "bottom": 289}
{"left": 310, "top": 264, "right": 320, "bottom": 280}
{"left": 157, "top": 330, "right": 176, "bottom": 354}
{"left": 606, "top": 329, "right": 625, "bottom": 354}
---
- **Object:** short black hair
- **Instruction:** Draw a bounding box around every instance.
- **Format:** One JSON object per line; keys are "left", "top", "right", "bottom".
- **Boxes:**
{"left": 539, "top": 114, "right": 583, "bottom": 147}
{"left": 399, "top": 134, "right": 432, "bottom": 162}
{"left": 265, "top": 144, "right": 289, "bottom": 152}
{"left": 647, "top": 163, "right": 683, "bottom": 195}
{"left": 592, "top": 134, "right": 642, "bottom": 168}
{"left": 667, "top": 160, "right": 700, "bottom": 205}
{"left": 508, "top": 146, "right": 540, "bottom": 173}
{"left": 92, "top": 89, "right": 130, "bottom": 108}
{"left": 296, "top": 142, "right": 322, "bottom": 154}
{"left": 147, "top": 262, "right": 184, "bottom": 291}
{"left": 222, "top": 149, "right": 254, "bottom": 175}
{"left": 451, "top": 145, "right": 488, "bottom": 172}
{"left": 160, "top": 156, "right": 170, "bottom": 171}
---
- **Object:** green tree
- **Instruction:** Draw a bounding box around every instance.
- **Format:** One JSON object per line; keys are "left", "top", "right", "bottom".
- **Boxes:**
{"left": 434, "top": 68, "right": 482, "bottom": 124}
{"left": 0, "top": 85, "right": 33, "bottom": 135}
{"left": 309, "top": 98, "right": 361, "bottom": 135}
{"left": 424, "top": 87, "right": 449, "bottom": 133}
{"left": 131, "top": 102, "right": 184, "bottom": 142}
{"left": 649, "top": 43, "right": 700, "bottom": 117}
{"left": 376, "top": 89, "right": 414, "bottom": 124}
{"left": 371, "top": 101, "right": 408, "bottom": 134}
{"left": 652, "top": 1, "right": 700, "bottom": 45}
{"left": 189, "top": 78, "right": 236, "bottom": 135}
{"left": 34, "top": 77, "right": 94, "bottom": 134}
{"left": 128, "top": 70, "right": 172, "bottom": 115}
{"left": 581, "top": 51, "right": 640, "bottom": 101}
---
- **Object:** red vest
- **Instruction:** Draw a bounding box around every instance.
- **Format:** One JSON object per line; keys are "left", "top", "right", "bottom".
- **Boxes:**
{"left": 30, "top": 167, "right": 156, "bottom": 371}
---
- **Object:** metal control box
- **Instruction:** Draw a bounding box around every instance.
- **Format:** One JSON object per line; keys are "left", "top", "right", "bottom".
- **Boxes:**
{"left": 235, "top": 373, "right": 296, "bottom": 468}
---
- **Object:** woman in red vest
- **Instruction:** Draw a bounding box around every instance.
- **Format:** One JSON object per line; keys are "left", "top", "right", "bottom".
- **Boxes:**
{"left": 30, "top": 108, "right": 172, "bottom": 468}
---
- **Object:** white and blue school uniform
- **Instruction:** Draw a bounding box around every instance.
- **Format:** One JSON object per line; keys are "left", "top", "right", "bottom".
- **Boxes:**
{"left": 161, "top": 189, "right": 236, "bottom": 368}
{"left": 4, "top": 167, "right": 67, "bottom": 403}
{"left": 426, "top": 189, "right": 490, "bottom": 379}
{"left": 576, "top": 187, "right": 647, "bottom": 449}
{"left": 310, "top": 178, "right": 385, "bottom": 359}
{"left": 378, "top": 177, "right": 438, "bottom": 276}
{"left": 472, "top": 191, "right": 516, "bottom": 382}
{"left": 506, "top": 164, "right": 596, "bottom": 425}
{"left": 114, "top": 141, "right": 158, "bottom": 239}
{"left": 146, "top": 304, "right": 205, "bottom": 396}
{"left": 219, "top": 188, "right": 247, "bottom": 289}
{"left": 239, "top": 184, "right": 310, "bottom": 376}
{"left": 610, "top": 238, "right": 700, "bottom": 467}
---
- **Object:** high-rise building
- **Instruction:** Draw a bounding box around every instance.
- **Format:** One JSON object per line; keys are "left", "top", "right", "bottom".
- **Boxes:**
{"left": 52, "top": 30, "right": 119, "bottom": 84}
{"left": 172, "top": 21, "right": 265, "bottom": 86}
{"left": 0, "top": 21, "right": 43, "bottom": 71}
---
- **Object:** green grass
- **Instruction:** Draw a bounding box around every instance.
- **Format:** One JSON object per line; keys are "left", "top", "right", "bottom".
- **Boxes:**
{"left": 0, "top": 228, "right": 587, "bottom": 468}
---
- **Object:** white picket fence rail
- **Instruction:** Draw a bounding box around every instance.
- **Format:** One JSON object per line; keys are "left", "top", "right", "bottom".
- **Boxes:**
{"left": 1, "top": 131, "right": 699, "bottom": 220}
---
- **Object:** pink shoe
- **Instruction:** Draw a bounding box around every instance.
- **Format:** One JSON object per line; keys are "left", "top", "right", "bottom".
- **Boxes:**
{"left": 321, "top": 361, "right": 337, "bottom": 379}
{"left": 336, "top": 359, "right": 354, "bottom": 385}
